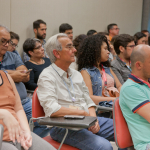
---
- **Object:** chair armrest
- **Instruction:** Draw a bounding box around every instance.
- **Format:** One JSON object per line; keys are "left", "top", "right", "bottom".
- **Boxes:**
{"left": 96, "top": 105, "right": 113, "bottom": 111}
{"left": 37, "top": 116, "right": 97, "bottom": 130}
{"left": 0, "top": 124, "right": 4, "bottom": 150}
{"left": 26, "top": 90, "right": 34, "bottom": 94}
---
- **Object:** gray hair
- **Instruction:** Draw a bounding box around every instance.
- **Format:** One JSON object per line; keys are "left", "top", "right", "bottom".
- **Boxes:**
{"left": 45, "top": 33, "right": 68, "bottom": 63}
{"left": 0, "top": 25, "right": 10, "bottom": 33}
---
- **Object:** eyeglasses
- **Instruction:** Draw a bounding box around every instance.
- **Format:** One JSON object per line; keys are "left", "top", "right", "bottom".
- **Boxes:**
{"left": 65, "top": 45, "right": 75, "bottom": 50}
{"left": 126, "top": 45, "right": 135, "bottom": 48}
{"left": 10, "top": 41, "right": 18, "bottom": 48}
{"left": 0, "top": 38, "right": 11, "bottom": 46}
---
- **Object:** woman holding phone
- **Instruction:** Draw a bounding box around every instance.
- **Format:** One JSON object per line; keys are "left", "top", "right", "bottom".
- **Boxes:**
{"left": 23, "top": 38, "right": 51, "bottom": 90}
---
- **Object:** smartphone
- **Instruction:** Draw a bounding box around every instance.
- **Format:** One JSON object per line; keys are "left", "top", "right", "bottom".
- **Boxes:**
{"left": 26, "top": 69, "right": 33, "bottom": 73}
{"left": 64, "top": 115, "right": 85, "bottom": 119}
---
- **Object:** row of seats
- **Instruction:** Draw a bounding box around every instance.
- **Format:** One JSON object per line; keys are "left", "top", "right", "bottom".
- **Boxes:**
{"left": 30, "top": 88, "right": 134, "bottom": 150}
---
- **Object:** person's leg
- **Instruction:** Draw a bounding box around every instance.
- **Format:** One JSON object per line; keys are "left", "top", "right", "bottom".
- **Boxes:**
{"left": 96, "top": 117, "right": 127, "bottom": 150}
{"left": 1, "top": 141, "right": 19, "bottom": 150}
{"left": 2, "top": 132, "right": 56, "bottom": 150}
{"left": 96, "top": 117, "right": 114, "bottom": 141}
{"left": 50, "top": 127, "right": 113, "bottom": 150}
{"left": 21, "top": 97, "right": 32, "bottom": 122}
{"left": 33, "top": 122, "right": 50, "bottom": 138}
{"left": 29, "top": 132, "right": 56, "bottom": 150}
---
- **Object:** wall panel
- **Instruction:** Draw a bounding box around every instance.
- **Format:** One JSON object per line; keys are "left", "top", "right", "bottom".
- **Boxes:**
{"left": 0, "top": 0, "right": 10, "bottom": 29}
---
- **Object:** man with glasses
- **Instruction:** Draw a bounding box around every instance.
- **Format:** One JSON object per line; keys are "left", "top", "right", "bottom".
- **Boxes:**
{"left": 7, "top": 31, "right": 22, "bottom": 61}
{"left": 0, "top": 25, "right": 50, "bottom": 138}
{"left": 37, "top": 33, "right": 116, "bottom": 150}
{"left": 23, "top": 19, "right": 49, "bottom": 62}
{"left": 111, "top": 34, "right": 135, "bottom": 84}
{"left": 0, "top": 25, "right": 31, "bottom": 119}
{"left": 107, "top": 23, "right": 120, "bottom": 41}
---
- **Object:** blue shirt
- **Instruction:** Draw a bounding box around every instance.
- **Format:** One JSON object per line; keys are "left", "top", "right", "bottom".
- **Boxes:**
{"left": 120, "top": 74, "right": 150, "bottom": 150}
{"left": 0, "top": 51, "right": 27, "bottom": 100}
{"left": 81, "top": 66, "right": 113, "bottom": 96}
{"left": 12, "top": 50, "right": 22, "bottom": 61}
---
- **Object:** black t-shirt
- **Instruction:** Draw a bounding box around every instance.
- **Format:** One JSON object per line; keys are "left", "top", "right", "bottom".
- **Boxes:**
{"left": 24, "top": 58, "right": 51, "bottom": 90}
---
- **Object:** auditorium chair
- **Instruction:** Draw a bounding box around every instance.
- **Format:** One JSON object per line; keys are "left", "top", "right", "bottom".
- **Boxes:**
{"left": 30, "top": 88, "right": 79, "bottom": 150}
{"left": 113, "top": 98, "right": 135, "bottom": 150}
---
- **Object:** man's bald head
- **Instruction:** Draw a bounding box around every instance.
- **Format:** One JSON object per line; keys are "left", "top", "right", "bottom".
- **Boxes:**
{"left": 131, "top": 45, "right": 150, "bottom": 70}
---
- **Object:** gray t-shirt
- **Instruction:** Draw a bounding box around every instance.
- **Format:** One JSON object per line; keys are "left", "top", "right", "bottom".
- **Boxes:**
{"left": 0, "top": 51, "right": 27, "bottom": 100}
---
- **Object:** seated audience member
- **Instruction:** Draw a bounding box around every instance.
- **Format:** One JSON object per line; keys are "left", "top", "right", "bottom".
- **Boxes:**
{"left": 141, "top": 29, "right": 149, "bottom": 45}
{"left": 59, "top": 23, "right": 75, "bottom": 69}
{"left": 0, "top": 70, "right": 56, "bottom": 150}
{"left": 0, "top": 25, "right": 30, "bottom": 121}
{"left": 87, "top": 29, "right": 97, "bottom": 36}
{"left": 23, "top": 38, "right": 51, "bottom": 90}
{"left": 37, "top": 33, "right": 115, "bottom": 150}
{"left": 69, "top": 34, "right": 87, "bottom": 70}
{"left": 111, "top": 34, "right": 135, "bottom": 84}
{"left": 59, "top": 23, "right": 73, "bottom": 41}
{"left": 77, "top": 34, "right": 121, "bottom": 106}
{"left": 23, "top": 19, "right": 49, "bottom": 62}
{"left": 0, "top": 25, "right": 50, "bottom": 138}
{"left": 134, "top": 32, "right": 146, "bottom": 45}
{"left": 119, "top": 45, "right": 150, "bottom": 150}
{"left": 107, "top": 23, "right": 119, "bottom": 41}
{"left": 7, "top": 31, "right": 22, "bottom": 60}
{"left": 99, "top": 32, "right": 117, "bottom": 61}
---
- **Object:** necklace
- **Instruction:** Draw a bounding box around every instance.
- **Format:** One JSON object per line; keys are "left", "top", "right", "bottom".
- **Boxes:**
{"left": 30, "top": 59, "right": 44, "bottom": 65}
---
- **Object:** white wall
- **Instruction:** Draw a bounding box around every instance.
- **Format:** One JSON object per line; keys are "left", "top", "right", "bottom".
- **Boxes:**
{"left": 0, "top": 0, "right": 143, "bottom": 57}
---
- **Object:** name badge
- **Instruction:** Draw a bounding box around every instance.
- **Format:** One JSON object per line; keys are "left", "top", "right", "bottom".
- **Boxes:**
{"left": 69, "top": 105, "right": 80, "bottom": 110}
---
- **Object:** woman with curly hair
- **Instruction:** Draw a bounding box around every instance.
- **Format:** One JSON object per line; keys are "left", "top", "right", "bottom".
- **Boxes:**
{"left": 78, "top": 34, "right": 121, "bottom": 105}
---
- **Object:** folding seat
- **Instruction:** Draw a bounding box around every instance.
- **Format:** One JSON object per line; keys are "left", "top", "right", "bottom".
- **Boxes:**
{"left": 113, "top": 98, "right": 135, "bottom": 150}
{"left": 31, "top": 88, "right": 79, "bottom": 150}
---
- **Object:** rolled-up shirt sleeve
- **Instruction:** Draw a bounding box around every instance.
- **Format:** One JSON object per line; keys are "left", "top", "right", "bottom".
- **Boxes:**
{"left": 37, "top": 74, "right": 61, "bottom": 117}
{"left": 82, "top": 80, "right": 96, "bottom": 108}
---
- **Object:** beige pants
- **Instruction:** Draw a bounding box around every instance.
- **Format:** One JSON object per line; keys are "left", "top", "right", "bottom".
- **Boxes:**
{"left": 1, "top": 132, "right": 56, "bottom": 150}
